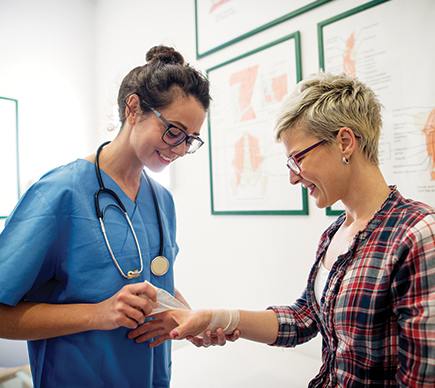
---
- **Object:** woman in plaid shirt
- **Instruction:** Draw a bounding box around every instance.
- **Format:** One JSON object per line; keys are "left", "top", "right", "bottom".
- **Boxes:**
{"left": 130, "top": 72, "right": 435, "bottom": 387}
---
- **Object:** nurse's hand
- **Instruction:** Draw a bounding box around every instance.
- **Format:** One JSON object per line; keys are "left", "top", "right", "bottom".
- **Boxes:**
{"left": 186, "top": 328, "right": 240, "bottom": 348}
{"left": 94, "top": 282, "right": 159, "bottom": 331}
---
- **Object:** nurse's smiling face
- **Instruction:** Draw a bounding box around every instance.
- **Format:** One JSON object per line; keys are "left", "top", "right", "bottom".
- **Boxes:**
{"left": 281, "top": 127, "right": 343, "bottom": 209}
{"left": 131, "top": 95, "right": 206, "bottom": 173}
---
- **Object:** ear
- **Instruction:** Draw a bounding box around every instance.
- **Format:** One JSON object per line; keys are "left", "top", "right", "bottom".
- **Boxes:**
{"left": 337, "top": 127, "right": 357, "bottom": 158}
{"left": 125, "top": 94, "right": 141, "bottom": 125}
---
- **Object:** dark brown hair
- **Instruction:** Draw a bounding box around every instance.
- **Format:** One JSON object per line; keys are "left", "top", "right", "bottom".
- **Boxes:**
{"left": 117, "top": 45, "right": 211, "bottom": 125}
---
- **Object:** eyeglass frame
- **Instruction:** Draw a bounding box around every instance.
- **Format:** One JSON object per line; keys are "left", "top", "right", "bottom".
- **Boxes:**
{"left": 148, "top": 106, "right": 204, "bottom": 154}
{"left": 286, "top": 139, "right": 327, "bottom": 175}
{"left": 286, "top": 132, "right": 362, "bottom": 175}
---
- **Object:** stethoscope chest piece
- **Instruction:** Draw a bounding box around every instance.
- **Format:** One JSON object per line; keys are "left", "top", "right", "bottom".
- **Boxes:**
{"left": 151, "top": 256, "right": 170, "bottom": 276}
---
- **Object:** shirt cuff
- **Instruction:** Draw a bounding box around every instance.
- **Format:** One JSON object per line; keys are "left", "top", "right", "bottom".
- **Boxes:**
{"left": 267, "top": 306, "right": 298, "bottom": 347}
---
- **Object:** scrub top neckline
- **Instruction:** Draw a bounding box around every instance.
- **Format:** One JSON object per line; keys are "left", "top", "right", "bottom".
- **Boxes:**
{"left": 80, "top": 158, "right": 145, "bottom": 211}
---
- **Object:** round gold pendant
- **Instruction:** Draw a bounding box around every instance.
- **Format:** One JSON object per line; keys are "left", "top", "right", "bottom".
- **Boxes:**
{"left": 151, "top": 256, "right": 169, "bottom": 276}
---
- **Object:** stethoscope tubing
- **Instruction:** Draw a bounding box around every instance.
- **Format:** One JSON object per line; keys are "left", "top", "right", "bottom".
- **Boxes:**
{"left": 94, "top": 141, "right": 165, "bottom": 278}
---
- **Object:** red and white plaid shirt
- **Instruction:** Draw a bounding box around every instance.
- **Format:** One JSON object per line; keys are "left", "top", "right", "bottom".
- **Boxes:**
{"left": 268, "top": 187, "right": 435, "bottom": 387}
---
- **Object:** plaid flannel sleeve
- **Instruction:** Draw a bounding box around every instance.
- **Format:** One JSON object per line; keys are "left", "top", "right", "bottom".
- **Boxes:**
{"left": 393, "top": 214, "right": 435, "bottom": 387}
{"left": 267, "top": 290, "right": 319, "bottom": 347}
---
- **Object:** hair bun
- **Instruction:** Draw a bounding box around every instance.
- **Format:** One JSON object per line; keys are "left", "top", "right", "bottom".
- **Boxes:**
{"left": 145, "top": 45, "right": 185, "bottom": 66}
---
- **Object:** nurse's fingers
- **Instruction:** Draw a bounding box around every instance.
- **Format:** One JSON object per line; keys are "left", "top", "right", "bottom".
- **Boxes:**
{"left": 127, "top": 318, "right": 161, "bottom": 342}
{"left": 149, "top": 332, "right": 172, "bottom": 348}
{"left": 215, "top": 329, "right": 227, "bottom": 346}
{"left": 133, "top": 319, "right": 174, "bottom": 348}
{"left": 128, "top": 281, "right": 158, "bottom": 304}
{"left": 202, "top": 330, "right": 212, "bottom": 347}
{"left": 112, "top": 286, "right": 151, "bottom": 318}
{"left": 187, "top": 328, "right": 237, "bottom": 348}
{"left": 120, "top": 283, "right": 160, "bottom": 317}
{"left": 227, "top": 329, "right": 240, "bottom": 343}
{"left": 186, "top": 333, "right": 216, "bottom": 348}
{"left": 127, "top": 318, "right": 175, "bottom": 347}
{"left": 95, "top": 284, "right": 159, "bottom": 330}
{"left": 183, "top": 331, "right": 212, "bottom": 348}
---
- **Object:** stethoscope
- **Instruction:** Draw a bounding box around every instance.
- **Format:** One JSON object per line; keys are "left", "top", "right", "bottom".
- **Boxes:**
{"left": 94, "top": 141, "right": 170, "bottom": 279}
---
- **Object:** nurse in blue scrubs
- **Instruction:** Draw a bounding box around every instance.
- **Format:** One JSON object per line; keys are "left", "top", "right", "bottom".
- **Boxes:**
{"left": 0, "top": 45, "right": 215, "bottom": 387}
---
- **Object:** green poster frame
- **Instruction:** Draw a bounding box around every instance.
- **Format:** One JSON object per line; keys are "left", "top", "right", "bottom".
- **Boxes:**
{"left": 0, "top": 97, "right": 20, "bottom": 219}
{"left": 207, "top": 32, "right": 308, "bottom": 215}
{"left": 195, "top": 0, "right": 332, "bottom": 59}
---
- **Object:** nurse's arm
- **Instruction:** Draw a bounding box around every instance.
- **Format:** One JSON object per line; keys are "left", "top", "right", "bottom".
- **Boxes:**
{"left": 0, "top": 282, "right": 158, "bottom": 341}
{"left": 0, "top": 301, "right": 104, "bottom": 340}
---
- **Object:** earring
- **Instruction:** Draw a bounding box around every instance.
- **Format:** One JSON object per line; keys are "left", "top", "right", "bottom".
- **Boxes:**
{"left": 342, "top": 156, "right": 349, "bottom": 164}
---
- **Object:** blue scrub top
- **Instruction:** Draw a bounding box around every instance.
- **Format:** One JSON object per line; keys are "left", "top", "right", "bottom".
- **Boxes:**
{"left": 0, "top": 159, "right": 179, "bottom": 388}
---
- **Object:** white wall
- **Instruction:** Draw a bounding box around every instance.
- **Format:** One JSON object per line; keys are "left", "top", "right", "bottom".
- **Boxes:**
{"left": 0, "top": 0, "right": 96, "bottom": 193}
{"left": 0, "top": 0, "right": 96, "bottom": 367}
{"left": 0, "top": 0, "right": 371, "bottom": 386}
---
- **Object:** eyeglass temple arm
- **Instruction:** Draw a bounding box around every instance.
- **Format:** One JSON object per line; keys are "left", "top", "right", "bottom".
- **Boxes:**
{"left": 295, "top": 133, "right": 361, "bottom": 159}
{"left": 150, "top": 107, "right": 171, "bottom": 127}
{"left": 295, "top": 140, "right": 326, "bottom": 159}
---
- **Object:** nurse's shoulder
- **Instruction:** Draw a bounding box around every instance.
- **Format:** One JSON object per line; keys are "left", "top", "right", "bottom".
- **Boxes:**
{"left": 14, "top": 159, "right": 94, "bottom": 215}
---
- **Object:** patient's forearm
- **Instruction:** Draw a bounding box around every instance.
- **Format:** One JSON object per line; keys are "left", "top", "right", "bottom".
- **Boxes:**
{"left": 237, "top": 310, "right": 279, "bottom": 345}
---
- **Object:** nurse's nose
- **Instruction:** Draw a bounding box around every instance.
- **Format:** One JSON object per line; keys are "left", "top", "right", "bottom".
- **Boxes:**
{"left": 171, "top": 141, "right": 187, "bottom": 157}
{"left": 289, "top": 168, "right": 301, "bottom": 186}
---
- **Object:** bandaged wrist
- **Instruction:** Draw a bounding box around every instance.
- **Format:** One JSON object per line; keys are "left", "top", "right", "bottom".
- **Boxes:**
{"left": 205, "top": 309, "right": 240, "bottom": 335}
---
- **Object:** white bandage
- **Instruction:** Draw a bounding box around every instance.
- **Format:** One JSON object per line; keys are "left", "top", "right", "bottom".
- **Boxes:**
{"left": 139, "top": 282, "right": 240, "bottom": 335}
{"left": 204, "top": 309, "right": 240, "bottom": 335}
{"left": 139, "top": 281, "right": 190, "bottom": 316}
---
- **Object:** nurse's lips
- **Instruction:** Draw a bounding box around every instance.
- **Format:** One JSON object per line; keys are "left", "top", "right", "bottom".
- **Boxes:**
{"left": 157, "top": 150, "right": 177, "bottom": 164}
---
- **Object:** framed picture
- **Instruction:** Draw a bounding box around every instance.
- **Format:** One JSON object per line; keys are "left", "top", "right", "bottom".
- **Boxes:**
{"left": 195, "top": 0, "right": 332, "bottom": 59}
{"left": 207, "top": 33, "right": 308, "bottom": 215}
{"left": 0, "top": 97, "right": 20, "bottom": 218}
{"left": 318, "top": 0, "right": 435, "bottom": 215}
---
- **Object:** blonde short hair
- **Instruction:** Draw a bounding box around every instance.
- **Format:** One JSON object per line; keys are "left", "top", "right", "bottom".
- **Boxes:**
{"left": 274, "top": 72, "right": 383, "bottom": 164}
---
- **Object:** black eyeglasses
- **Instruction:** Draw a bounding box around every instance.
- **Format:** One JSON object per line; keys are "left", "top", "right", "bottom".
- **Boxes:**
{"left": 150, "top": 107, "right": 204, "bottom": 154}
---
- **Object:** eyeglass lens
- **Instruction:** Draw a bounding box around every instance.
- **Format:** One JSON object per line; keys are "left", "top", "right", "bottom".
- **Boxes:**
{"left": 163, "top": 126, "right": 187, "bottom": 145}
{"left": 287, "top": 158, "right": 301, "bottom": 174}
{"left": 163, "top": 126, "right": 203, "bottom": 153}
